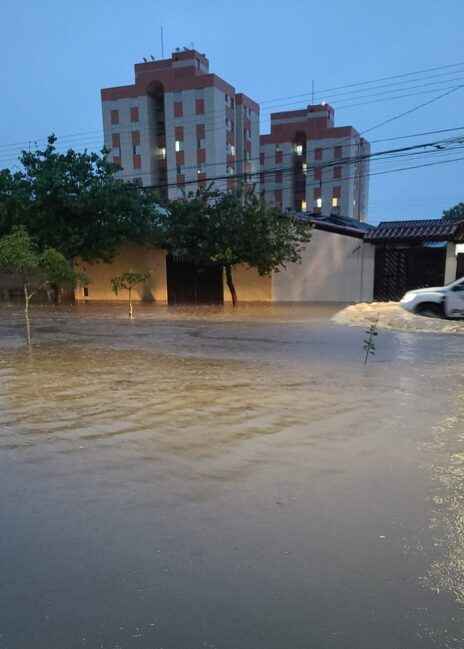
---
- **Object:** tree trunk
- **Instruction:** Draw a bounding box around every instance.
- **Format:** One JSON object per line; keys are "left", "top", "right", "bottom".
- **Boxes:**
{"left": 52, "top": 284, "right": 62, "bottom": 305}
{"left": 225, "top": 264, "right": 237, "bottom": 307}
{"left": 128, "top": 288, "right": 134, "bottom": 320}
{"left": 23, "top": 284, "right": 31, "bottom": 346}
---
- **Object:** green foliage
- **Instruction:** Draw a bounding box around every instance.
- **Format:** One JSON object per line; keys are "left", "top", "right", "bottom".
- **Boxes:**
{"left": 153, "top": 188, "right": 312, "bottom": 302}
{"left": 0, "top": 135, "right": 162, "bottom": 262}
{"left": 363, "top": 320, "right": 379, "bottom": 364}
{"left": 442, "top": 202, "right": 464, "bottom": 221}
{"left": 0, "top": 226, "right": 39, "bottom": 277}
{"left": 111, "top": 271, "right": 151, "bottom": 295}
{"left": 0, "top": 226, "right": 88, "bottom": 294}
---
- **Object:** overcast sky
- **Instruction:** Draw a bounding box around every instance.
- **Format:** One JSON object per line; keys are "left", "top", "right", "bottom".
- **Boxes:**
{"left": 1, "top": 0, "right": 463, "bottom": 223}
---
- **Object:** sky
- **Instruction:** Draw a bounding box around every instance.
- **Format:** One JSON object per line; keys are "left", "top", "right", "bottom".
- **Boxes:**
{"left": 1, "top": 0, "right": 464, "bottom": 224}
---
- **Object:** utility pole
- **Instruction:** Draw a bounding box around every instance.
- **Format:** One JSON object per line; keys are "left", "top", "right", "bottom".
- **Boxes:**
{"left": 161, "top": 26, "right": 165, "bottom": 58}
{"left": 311, "top": 80, "right": 315, "bottom": 105}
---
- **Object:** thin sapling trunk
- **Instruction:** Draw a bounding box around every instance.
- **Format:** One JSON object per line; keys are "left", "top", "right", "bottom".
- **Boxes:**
{"left": 23, "top": 283, "right": 32, "bottom": 346}
{"left": 128, "top": 287, "right": 134, "bottom": 320}
{"left": 225, "top": 264, "right": 237, "bottom": 307}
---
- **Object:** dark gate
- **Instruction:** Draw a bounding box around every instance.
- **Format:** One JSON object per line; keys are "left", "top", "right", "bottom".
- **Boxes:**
{"left": 166, "top": 256, "right": 224, "bottom": 305}
{"left": 456, "top": 253, "right": 464, "bottom": 280}
{"left": 374, "top": 245, "right": 446, "bottom": 301}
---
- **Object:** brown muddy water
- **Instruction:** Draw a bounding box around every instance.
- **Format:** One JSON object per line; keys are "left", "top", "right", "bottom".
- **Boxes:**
{"left": 1, "top": 303, "right": 464, "bottom": 648}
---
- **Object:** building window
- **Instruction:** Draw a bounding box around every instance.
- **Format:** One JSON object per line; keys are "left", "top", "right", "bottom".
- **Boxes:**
{"left": 131, "top": 131, "right": 140, "bottom": 156}
{"left": 316, "top": 197, "right": 322, "bottom": 208}
{"left": 302, "top": 162, "right": 308, "bottom": 175}
{"left": 294, "top": 143, "right": 304, "bottom": 156}
{"left": 197, "top": 138, "right": 205, "bottom": 149}
{"left": 133, "top": 154, "right": 141, "bottom": 170}
{"left": 334, "top": 166, "right": 342, "bottom": 179}
{"left": 275, "top": 144, "right": 281, "bottom": 151}
{"left": 332, "top": 197, "right": 339, "bottom": 208}
{"left": 174, "top": 102, "right": 183, "bottom": 117}
{"left": 275, "top": 150, "right": 283, "bottom": 164}
{"left": 175, "top": 140, "right": 184, "bottom": 152}
{"left": 110, "top": 109, "right": 119, "bottom": 125}
{"left": 195, "top": 98, "right": 205, "bottom": 115}
{"left": 159, "top": 147, "right": 166, "bottom": 159}
{"left": 227, "top": 166, "right": 234, "bottom": 176}
{"left": 314, "top": 167, "right": 322, "bottom": 181}
{"left": 260, "top": 152, "right": 265, "bottom": 166}
{"left": 228, "top": 144, "right": 235, "bottom": 156}
{"left": 275, "top": 171, "right": 283, "bottom": 183}
{"left": 301, "top": 200, "right": 307, "bottom": 212}
{"left": 130, "top": 106, "right": 139, "bottom": 122}
{"left": 275, "top": 189, "right": 282, "bottom": 204}
{"left": 83, "top": 287, "right": 89, "bottom": 297}
{"left": 334, "top": 146, "right": 343, "bottom": 159}
{"left": 315, "top": 148, "right": 322, "bottom": 160}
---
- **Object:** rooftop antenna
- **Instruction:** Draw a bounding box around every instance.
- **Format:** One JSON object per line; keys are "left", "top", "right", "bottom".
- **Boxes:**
{"left": 160, "top": 26, "right": 165, "bottom": 58}
{"left": 311, "top": 80, "right": 315, "bottom": 105}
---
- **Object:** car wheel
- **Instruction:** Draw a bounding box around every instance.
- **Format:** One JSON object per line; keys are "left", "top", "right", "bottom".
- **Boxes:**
{"left": 415, "top": 302, "right": 443, "bottom": 318}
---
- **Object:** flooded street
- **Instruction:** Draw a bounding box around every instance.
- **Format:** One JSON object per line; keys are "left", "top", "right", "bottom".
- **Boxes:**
{"left": 1, "top": 304, "right": 464, "bottom": 648}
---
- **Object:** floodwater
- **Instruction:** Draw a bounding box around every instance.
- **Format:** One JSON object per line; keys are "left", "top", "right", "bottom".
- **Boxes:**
{"left": 1, "top": 303, "right": 464, "bottom": 648}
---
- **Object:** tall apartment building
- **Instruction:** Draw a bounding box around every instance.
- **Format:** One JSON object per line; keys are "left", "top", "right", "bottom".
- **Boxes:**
{"left": 101, "top": 49, "right": 260, "bottom": 200}
{"left": 260, "top": 104, "right": 370, "bottom": 220}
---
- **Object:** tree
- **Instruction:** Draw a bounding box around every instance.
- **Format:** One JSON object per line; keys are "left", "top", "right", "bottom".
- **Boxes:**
{"left": 0, "top": 135, "right": 163, "bottom": 264}
{"left": 442, "top": 202, "right": 464, "bottom": 221}
{"left": 111, "top": 271, "right": 151, "bottom": 320}
{"left": 0, "top": 227, "right": 88, "bottom": 344}
{"left": 154, "top": 188, "right": 313, "bottom": 305}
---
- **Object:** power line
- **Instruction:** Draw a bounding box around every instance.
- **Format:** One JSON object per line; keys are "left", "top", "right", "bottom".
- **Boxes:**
{"left": 3, "top": 60, "right": 464, "bottom": 155}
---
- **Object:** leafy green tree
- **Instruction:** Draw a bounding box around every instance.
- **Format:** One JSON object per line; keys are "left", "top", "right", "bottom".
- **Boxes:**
{"left": 154, "top": 188, "right": 312, "bottom": 305}
{"left": 442, "top": 202, "right": 464, "bottom": 221}
{"left": 0, "top": 227, "right": 88, "bottom": 344}
{"left": 111, "top": 271, "right": 151, "bottom": 320}
{"left": 0, "top": 135, "right": 162, "bottom": 263}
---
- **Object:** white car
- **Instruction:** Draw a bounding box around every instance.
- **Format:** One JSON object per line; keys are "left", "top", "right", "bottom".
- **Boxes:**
{"left": 400, "top": 277, "right": 464, "bottom": 318}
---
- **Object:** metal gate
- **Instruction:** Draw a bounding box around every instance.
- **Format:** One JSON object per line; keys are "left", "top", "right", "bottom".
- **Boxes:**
{"left": 456, "top": 253, "right": 464, "bottom": 280}
{"left": 166, "top": 256, "right": 224, "bottom": 305}
{"left": 374, "top": 245, "right": 446, "bottom": 301}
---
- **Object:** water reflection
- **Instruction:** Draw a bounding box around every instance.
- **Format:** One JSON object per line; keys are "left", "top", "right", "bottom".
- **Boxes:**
{"left": 423, "top": 390, "right": 464, "bottom": 609}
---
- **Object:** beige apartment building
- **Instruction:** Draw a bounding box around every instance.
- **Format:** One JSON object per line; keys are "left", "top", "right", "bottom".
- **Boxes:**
{"left": 101, "top": 48, "right": 260, "bottom": 199}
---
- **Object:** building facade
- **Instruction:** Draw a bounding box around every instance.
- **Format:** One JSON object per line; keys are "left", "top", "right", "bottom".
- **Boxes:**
{"left": 101, "top": 49, "right": 260, "bottom": 199}
{"left": 260, "top": 104, "right": 370, "bottom": 220}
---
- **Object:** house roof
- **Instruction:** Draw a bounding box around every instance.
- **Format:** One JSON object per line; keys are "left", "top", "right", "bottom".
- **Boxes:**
{"left": 365, "top": 218, "right": 464, "bottom": 243}
{"left": 306, "top": 213, "right": 373, "bottom": 239}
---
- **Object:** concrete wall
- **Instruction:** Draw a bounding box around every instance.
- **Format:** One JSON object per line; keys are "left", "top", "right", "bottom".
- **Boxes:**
{"left": 444, "top": 242, "right": 457, "bottom": 284}
{"left": 272, "top": 230, "right": 375, "bottom": 303}
{"left": 74, "top": 231, "right": 375, "bottom": 305}
{"left": 75, "top": 246, "right": 168, "bottom": 303}
{"left": 224, "top": 265, "right": 272, "bottom": 303}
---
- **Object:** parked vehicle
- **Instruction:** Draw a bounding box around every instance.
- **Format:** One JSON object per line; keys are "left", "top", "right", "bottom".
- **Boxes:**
{"left": 400, "top": 277, "right": 464, "bottom": 318}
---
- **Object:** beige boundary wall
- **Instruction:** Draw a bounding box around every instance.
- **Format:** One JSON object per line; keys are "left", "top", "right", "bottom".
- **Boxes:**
{"left": 273, "top": 229, "right": 375, "bottom": 303}
{"left": 75, "top": 230, "right": 374, "bottom": 304}
{"left": 75, "top": 245, "right": 168, "bottom": 303}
